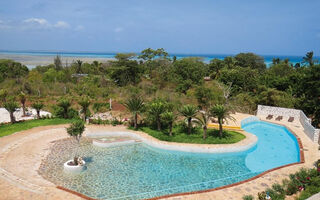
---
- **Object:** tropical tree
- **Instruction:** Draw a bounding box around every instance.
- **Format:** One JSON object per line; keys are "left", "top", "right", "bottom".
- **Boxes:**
{"left": 210, "top": 104, "right": 235, "bottom": 138}
{"left": 123, "top": 96, "right": 145, "bottom": 129}
{"left": 66, "top": 120, "right": 85, "bottom": 164}
{"left": 4, "top": 99, "right": 19, "bottom": 123}
{"left": 194, "top": 111, "right": 211, "bottom": 139}
{"left": 78, "top": 97, "right": 91, "bottom": 121}
{"left": 179, "top": 104, "right": 198, "bottom": 134}
{"left": 161, "top": 111, "right": 176, "bottom": 136}
{"left": 31, "top": 102, "right": 44, "bottom": 119}
{"left": 57, "top": 98, "right": 71, "bottom": 119}
{"left": 75, "top": 60, "right": 83, "bottom": 73}
{"left": 0, "top": 89, "right": 8, "bottom": 104}
{"left": 18, "top": 92, "right": 27, "bottom": 116}
{"left": 302, "top": 51, "right": 315, "bottom": 66}
{"left": 147, "top": 99, "right": 168, "bottom": 131}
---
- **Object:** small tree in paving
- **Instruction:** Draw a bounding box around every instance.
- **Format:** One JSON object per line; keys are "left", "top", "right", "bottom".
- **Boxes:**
{"left": 4, "top": 99, "right": 19, "bottom": 123}
{"left": 179, "top": 104, "right": 198, "bottom": 135}
{"left": 123, "top": 96, "right": 145, "bottom": 129}
{"left": 32, "top": 102, "right": 44, "bottom": 119}
{"left": 66, "top": 120, "right": 85, "bottom": 165}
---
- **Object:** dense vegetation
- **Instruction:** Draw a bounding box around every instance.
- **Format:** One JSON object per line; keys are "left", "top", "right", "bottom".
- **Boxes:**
{"left": 243, "top": 161, "right": 320, "bottom": 200}
{"left": 0, "top": 49, "right": 319, "bottom": 127}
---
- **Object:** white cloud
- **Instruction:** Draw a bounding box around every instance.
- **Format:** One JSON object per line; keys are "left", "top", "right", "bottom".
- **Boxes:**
{"left": 23, "top": 18, "right": 49, "bottom": 26}
{"left": 54, "top": 21, "right": 70, "bottom": 28}
{"left": 22, "top": 18, "right": 70, "bottom": 29}
{"left": 75, "top": 25, "right": 84, "bottom": 31}
{"left": 114, "top": 27, "right": 124, "bottom": 33}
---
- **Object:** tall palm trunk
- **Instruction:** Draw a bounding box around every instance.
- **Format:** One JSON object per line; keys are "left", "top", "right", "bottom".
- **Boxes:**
{"left": 37, "top": 110, "right": 40, "bottom": 119}
{"left": 134, "top": 113, "right": 138, "bottom": 129}
{"left": 9, "top": 112, "right": 16, "bottom": 123}
{"left": 157, "top": 117, "right": 161, "bottom": 131}
{"left": 203, "top": 126, "right": 207, "bottom": 139}
{"left": 22, "top": 103, "right": 26, "bottom": 116}
{"left": 169, "top": 122, "right": 173, "bottom": 136}
{"left": 187, "top": 117, "right": 192, "bottom": 134}
{"left": 218, "top": 118, "right": 223, "bottom": 138}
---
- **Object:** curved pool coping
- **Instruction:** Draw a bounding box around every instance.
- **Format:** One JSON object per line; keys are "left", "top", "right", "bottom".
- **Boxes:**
{"left": 56, "top": 122, "right": 305, "bottom": 200}
{"left": 85, "top": 127, "right": 258, "bottom": 154}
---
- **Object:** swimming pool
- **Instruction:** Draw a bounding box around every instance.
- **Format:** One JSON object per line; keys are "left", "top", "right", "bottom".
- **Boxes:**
{"left": 39, "top": 120, "right": 300, "bottom": 200}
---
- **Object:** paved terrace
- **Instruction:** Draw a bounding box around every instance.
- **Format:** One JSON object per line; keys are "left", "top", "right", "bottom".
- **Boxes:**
{"left": 0, "top": 113, "right": 319, "bottom": 200}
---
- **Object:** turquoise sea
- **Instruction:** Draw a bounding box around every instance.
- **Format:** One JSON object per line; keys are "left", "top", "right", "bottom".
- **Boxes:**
{"left": 0, "top": 50, "right": 318, "bottom": 66}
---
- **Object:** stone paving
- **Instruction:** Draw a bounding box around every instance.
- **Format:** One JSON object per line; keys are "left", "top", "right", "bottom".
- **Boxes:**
{"left": 0, "top": 113, "right": 319, "bottom": 200}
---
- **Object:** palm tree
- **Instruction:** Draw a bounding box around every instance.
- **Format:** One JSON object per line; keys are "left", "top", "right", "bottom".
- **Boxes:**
{"left": 210, "top": 104, "right": 235, "bottom": 138}
{"left": 57, "top": 98, "right": 71, "bottom": 119}
{"left": 194, "top": 111, "right": 211, "bottom": 139}
{"left": 18, "top": 92, "right": 27, "bottom": 116}
{"left": 123, "top": 96, "right": 145, "bottom": 129}
{"left": 302, "top": 51, "right": 314, "bottom": 66}
{"left": 179, "top": 104, "right": 198, "bottom": 135}
{"left": 161, "top": 111, "right": 176, "bottom": 136}
{"left": 76, "top": 60, "right": 83, "bottom": 73}
{"left": 66, "top": 120, "right": 85, "bottom": 165}
{"left": 4, "top": 100, "right": 19, "bottom": 123}
{"left": 31, "top": 102, "right": 44, "bottom": 119}
{"left": 148, "top": 100, "right": 167, "bottom": 131}
{"left": 78, "top": 98, "right": 91, "bottom": 121}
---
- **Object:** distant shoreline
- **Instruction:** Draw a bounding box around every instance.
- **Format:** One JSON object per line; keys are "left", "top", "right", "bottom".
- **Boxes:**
{"left": 0, "top": 51, "right": 314, "bottom": 69}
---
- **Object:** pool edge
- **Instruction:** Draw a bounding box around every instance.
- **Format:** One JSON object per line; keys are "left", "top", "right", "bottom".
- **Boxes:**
{"left": 55, "top": 122, "right": 305, "bottom": 200}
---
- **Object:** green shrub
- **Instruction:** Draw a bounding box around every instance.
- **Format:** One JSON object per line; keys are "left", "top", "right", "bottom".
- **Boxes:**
{"left": 242, "top": 195, "right": 254, "bottom": 200}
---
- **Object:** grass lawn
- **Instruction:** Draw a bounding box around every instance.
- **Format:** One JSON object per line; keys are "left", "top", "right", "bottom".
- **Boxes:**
{"left": 132, "top": 126, "right": 245, "bottom": 144}
{"left": 0, "top": 118, "right": 76, "bottom": 138}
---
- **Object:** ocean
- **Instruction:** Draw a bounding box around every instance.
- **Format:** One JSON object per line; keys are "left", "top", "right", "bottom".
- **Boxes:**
{"left": 0, "top": 50, "right": 317, "bottom": 67}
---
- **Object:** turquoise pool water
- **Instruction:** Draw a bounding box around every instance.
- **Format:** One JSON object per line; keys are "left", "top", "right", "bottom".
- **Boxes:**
{"left": 39, "top": 120, "right": 300, "bottom": 200}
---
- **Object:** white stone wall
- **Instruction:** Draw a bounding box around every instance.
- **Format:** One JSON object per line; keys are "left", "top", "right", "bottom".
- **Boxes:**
{"left": 257, "top": 105, "right": 320, "bottom": 143}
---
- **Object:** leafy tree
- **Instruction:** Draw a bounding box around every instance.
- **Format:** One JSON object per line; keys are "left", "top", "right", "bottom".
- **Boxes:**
{"left": 123, "top": 96, "right": 145, "bottom": 129}
{"left": 66, "top": 120, "right": 85, "bottom": 163}
{"left": 147, "top": 99, "right": 168, "bottom": 131}
{"left": 57, "top": 98, "right": 71, "bottom": 119}
{"left": 172, "top": 57, "right": 206, "bottom": 92}
{"left": 194, "top": 111, "right": 211, "bottom": 139}
{"left": 54, "top": 55, "right": 63, "bottom": 70}
{"left": 195, "top": 85, "right": 216, "bottom": 109}
{"left": 18, "top": 92, "right": 27, "bottom": 116}
{"left": 110, "top": 53, "right": 142, "bottom": 86}
{"left": 235, "top": 53, "right": 266, "bottom": 72}
{"left": 66, "top": 120, "right": 85, "bottom": 144}
{"left": 179, "top": 104, "right": 198, "bottom": 135}
{"left": 302, "top": 51, "right": 317, "bottom": 66}
{"left": 31, "top": 102, "right": 44, "bottom": 119}
{"left": 0, "top": 89, "right": 8, "bottom": 104}
{"left": 78, "top": 97, "right": 91, "bottom": 121}
{"left": 0, "top": 59, "right": 29, "bottom": 81}
{"left": 75, "top": 60, "right": 83, "bottom": 73}
{"left": 160, "top": 111, "right": 176, "bottom": 136}
{"left": 210, "top": 104, "right": 234, "bottom": 138}
{"left": 4, "top": 99, "right": 19, "bottom": 123}
{"left": 209, "top": 58, "right": 225, "bottom": 79}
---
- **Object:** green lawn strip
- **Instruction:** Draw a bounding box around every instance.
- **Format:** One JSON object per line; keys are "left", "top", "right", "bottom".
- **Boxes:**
{"left": 0, "top": 118, "right": 76, "bottom": 137}
{"left": 131, "top": 126, "right": 245, "bottom": 144}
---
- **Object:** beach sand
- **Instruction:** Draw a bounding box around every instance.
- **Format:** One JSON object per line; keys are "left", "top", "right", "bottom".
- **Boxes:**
{"left": 0, "top": 54, "right": 114, "bottom": 68}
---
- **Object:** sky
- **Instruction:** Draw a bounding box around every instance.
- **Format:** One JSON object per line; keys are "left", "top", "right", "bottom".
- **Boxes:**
{"left": 0, "top": 0, "right": 319, "bottom": 56}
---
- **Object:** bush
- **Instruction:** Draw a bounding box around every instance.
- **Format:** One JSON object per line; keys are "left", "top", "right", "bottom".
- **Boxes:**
{"left": 242, "top": 195, "right": 254, "bottom": 200}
